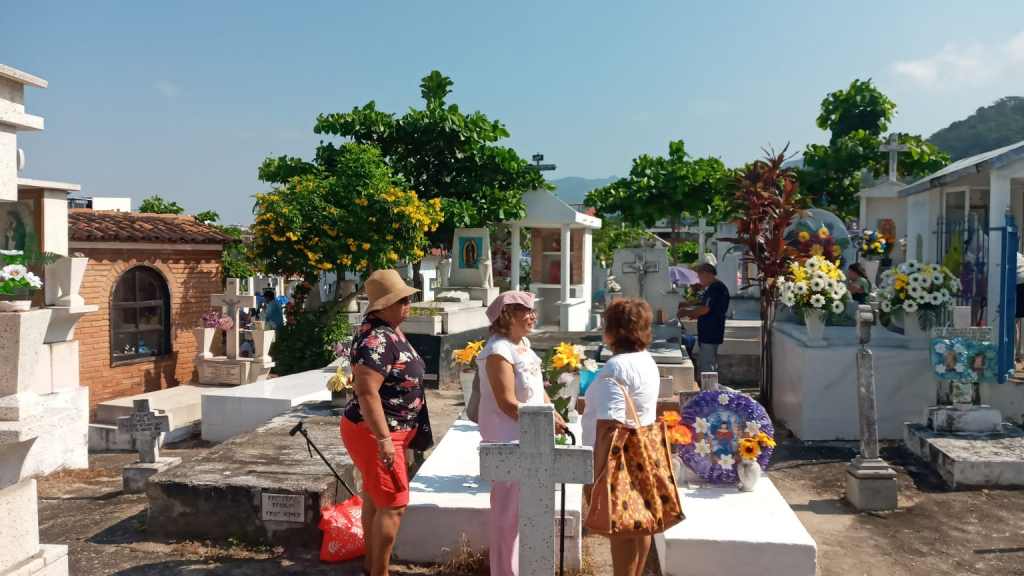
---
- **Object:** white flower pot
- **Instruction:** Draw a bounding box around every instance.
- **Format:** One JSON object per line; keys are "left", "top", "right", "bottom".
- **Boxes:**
{"left": 252, "top": 330, "right": 275, "bottom": 360}
{"left": 904, "top": 310, "right": 930, "bottom": 341}
{"left": 804, "top": 309, "right": 827, "bottom": 342}
{"left": 862, "top": 259, "right": 880, "bottom": 286}
{"left": 47, "top": 257, "right": 88, "bottom": 307}
{"left": 194, "top": 327, "right": 216, "bottom": 358}
{"left": 564, "top": 373, "right": 581, "bottom": 414}
{"left": 738, "top": 460, "right": 760, "bottom": 492}
{"left": 460, "top": 370, "right": 475, "bottom": 405}
{"left": 0, "top": 299, "right": 31, "bottom": 312}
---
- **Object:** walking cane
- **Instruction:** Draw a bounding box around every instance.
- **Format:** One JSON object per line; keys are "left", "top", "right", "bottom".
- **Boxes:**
{"left": 559, "top": 429, "right": 577, "bottom": 576}
{"left": 289, "top": 420, "right": 356, "bottom": 499}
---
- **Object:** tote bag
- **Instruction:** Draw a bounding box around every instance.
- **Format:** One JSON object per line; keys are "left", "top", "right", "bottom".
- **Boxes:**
{"left": 584, "top": 377, "right": 685, "bottom": 538}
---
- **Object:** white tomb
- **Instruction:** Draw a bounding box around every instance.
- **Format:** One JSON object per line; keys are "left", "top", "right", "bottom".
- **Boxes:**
{"left": 655, "top": 472, "right": 817, "bottom": 576}
{"left": 395, "top": 418, "right": 586, "bottom": 570}
{"left": 0, "top": 62, "right": 96, "bottom": 576}
{"left": 438, "top": 227, "right": 498, "bottom": 306}
{"left": 195, "top": 278, "right": 274, "bottom": 385}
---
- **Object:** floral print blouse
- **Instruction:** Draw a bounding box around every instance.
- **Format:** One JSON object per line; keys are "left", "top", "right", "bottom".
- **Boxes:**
{"left": 344, "top": 315, "right": 426, "bottom": 432}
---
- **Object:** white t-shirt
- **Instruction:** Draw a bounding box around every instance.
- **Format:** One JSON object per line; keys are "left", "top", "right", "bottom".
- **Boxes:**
{"left": 1016, "top": 253, "right": 1024, "bottom": 285}
{"left": 581, "top": 351, "right": 660, "bottom": 448}
{"left": 477, "top": 336, "right": 546, "bottom": 443}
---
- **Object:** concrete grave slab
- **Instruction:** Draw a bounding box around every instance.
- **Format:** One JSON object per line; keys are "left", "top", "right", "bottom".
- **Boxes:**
{"left": 904, "top": 423, "right": 1024, "bottom": 489}
{"left": 655, "top": 475, "right": 817, "bottom": 576}
{"left": 148, "top": 402, "right": 358, "bottom": 545}
{"left": 90, "top": 384, "right": 217, "bottom": 451}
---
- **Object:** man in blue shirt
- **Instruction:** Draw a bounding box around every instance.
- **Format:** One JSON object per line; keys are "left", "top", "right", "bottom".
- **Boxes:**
{"left": 679, "top": 264, "right": 730, "bottom": 388}
{"left": 264, "top": 289, "right": 285, "bottom": 329}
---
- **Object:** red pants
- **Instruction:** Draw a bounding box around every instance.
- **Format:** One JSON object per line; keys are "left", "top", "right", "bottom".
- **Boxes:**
{"left": 340, "top": 416, "right": 415, "bottom": 508}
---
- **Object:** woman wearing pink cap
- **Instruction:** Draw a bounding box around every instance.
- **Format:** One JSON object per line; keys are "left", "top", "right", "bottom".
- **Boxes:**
{"left": 477, "top": 291, "right": 567, "bottom": 576}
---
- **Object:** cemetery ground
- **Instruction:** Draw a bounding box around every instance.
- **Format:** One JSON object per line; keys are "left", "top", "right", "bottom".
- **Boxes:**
{"left": 31, "top": 390, "right": 1024, "bottom": 576}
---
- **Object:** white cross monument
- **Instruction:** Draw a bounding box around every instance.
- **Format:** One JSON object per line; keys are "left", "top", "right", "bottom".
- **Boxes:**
{"left": 879, "top": 133, "right": 909, "bottom": 183}
{"left": 694, "top": 217, "right": 716, "bottom": 264}
{"left": 479, "top": 405, "right": 594, "bottom": 576}
{"left": 211, "top": 278, "right": 257, "bottom": 359}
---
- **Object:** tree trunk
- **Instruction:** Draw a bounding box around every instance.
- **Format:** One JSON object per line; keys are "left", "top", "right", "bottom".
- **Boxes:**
{"left": 759, "top": 293, "right": 776, "bottom": 412}
{"left": 670, "top": 216, "right": 678, "bottom": 265}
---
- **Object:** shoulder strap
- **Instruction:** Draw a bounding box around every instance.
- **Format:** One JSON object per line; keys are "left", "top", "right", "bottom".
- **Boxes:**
{"left": 605, "top": 376, "right": 641, "bottom": 427}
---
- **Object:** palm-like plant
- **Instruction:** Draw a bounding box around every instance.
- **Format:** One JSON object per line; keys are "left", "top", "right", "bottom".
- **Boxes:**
{"left": 722, "top": 147, "right": 804, "bottom": 409}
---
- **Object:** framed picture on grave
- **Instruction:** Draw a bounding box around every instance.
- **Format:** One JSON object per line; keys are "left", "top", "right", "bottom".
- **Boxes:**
{"left": 458, "top": 236, "right": 482, "bottom": 269}
{"left": 1, "top": 202, "right": 32, "bottom": 253}
{"left": 679, "top": 391, "right": 775, "bottom": 484}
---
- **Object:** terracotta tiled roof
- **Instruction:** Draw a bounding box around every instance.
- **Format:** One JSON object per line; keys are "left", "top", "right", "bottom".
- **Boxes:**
{"left": 68, "top": 210, "right": 238, "bottom": 245}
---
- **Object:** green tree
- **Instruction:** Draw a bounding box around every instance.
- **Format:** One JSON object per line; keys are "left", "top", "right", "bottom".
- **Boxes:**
{"left": 194, "top": 210, "right": 220, "bottom": 225}
{"left": 585, "top": 140, "right": 732, "bottom": 263}
{"left": 800, "top": 79, "right": 950, "bottom": 219}
{"left": 138, "top": 196, "right": 184, "bottom": 215}
{"left": 260, "top": 71, "right": 545, "bottom": 248}
{"left": 591, "top": 217, "right": 658, "bottom": 269}
{"left": 251, "top": 142, "right": 443, "bottom": 303}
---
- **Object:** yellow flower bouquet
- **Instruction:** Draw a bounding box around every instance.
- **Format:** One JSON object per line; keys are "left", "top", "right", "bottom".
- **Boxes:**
{"left": 451, "top": 340, "right": 485, "bottom": 373}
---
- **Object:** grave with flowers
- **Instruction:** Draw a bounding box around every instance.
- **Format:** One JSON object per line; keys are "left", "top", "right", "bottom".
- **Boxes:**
{"left": 655, "top": 390, "right": 817, "bottom": 576}
{"left": 194, "top": 278, "right": 274, "bottom": 386}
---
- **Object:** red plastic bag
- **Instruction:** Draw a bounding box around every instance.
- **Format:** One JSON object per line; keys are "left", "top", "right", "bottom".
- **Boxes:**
{"left": 319, "top": 495, "right": 366, "bottom": 562}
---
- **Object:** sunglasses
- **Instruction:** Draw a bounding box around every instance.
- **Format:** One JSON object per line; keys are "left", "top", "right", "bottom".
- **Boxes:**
{"left": 397, "top": 297, "right": 412, "bottom": 305}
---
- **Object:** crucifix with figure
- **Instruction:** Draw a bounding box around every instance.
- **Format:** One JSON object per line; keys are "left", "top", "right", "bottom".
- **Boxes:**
{"left": 211, "top": 278, "right": 257, "bottom": 360}
{"left": 480, "top": 405, "right": 593, "bottom": 575}
{"left": 879, "top": 133, "right": 909, "bottom": 183}
{"left": 623, "top": 251, "right": 659, "bottom": 302}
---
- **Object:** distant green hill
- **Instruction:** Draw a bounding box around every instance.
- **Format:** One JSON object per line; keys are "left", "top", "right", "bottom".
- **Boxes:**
{"left": 547, "top": 176, "right": 619, "bottom": 206}
{"left": 928, "top": 96, "right": 1024, "bottom": 161}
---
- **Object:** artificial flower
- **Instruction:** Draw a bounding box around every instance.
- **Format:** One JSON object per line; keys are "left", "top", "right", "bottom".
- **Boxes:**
{"left": 694, "top": 440, "right": 712, "bottom": 456}
{"left": 798, "top": 231, "right": 810, "bottom": 242}
{"left": 738, "top": 438, "right": 761, "bottom": 460}
{"left": 744, "top": 421, "right": 760, "bottom": 437}
{"left": 661, "top": 411, "right": 682, "bottom": 427}
{"left": 694, "top": 417, "right": 710, "bottom": 434}
{"left": 582, "top": 358, "right": 598, "bottom": 372}
{"left": 756, "top": 432, "right": 776, "bottom": 448}
{"left": 667, "top": 425, "right": 692, "bottom": 446}
{"left": 717, "top": 393, "right": 729, "bottom": 406}
{"left": 717, "top": 454, "right": 735, "bottom": 470}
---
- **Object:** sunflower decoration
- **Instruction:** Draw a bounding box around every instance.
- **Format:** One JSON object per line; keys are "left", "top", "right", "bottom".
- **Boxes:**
{"left": 738, "top": 437, "right": 761, "bottom": 461}
{"left": 756, "top": 431, "right": 776, "bottom": 449}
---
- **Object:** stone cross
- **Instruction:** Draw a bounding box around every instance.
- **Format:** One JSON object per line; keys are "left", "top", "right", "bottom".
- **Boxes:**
{"left": 845, "top": 305, "right": 898, "bottom": 511}
{"left": 879, "top": 133, "right": 909, "bottom": 183}
{"left": 622, "top": 251, "right": 659, "bottom": 302}
{"left": 479, "top": 405, "right": 594, "bottom": 576}
{"left": 694, "top": 218, "right": 715, "bottom": 263}
{"left": 211, "top": 278, "right": 257, "bottom": 360}
{"left": 116, "top": 399, "right": 170, "bottom": 464}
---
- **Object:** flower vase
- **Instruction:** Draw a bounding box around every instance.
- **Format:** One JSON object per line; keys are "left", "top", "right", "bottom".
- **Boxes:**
{"left": 804, "top": 309, "right": 827, "bottom": 342}
{"left": 862, "top": 259, "right": 880, "bottom": 286}
{"left": 252, "top": 330, "right": 275, "bottom": 360}
{"left": 332, "top": 390, "right": 351, "bottom": 408}
{"left": 459, "top": 370, "right": 476, "bottom": 406}
{"left": 193, "top": 327, "right": 215, "bottom": 358}
{"left": 738, "top": 460, "right": 760, "bottom": 492}
{"left": 0, "top": 298, "right": 32, "bottom": 312}
{"left": 565, "top": 373, "right": 581, "bottom": 418}
{"left": 904, "top": 310, "right": 931, "bottom": 342}
{"left": 672, "top": 453, "right": 684, "bottom": 485}
{"left": 951, "top": 380, "right": 974, "bottom": 408}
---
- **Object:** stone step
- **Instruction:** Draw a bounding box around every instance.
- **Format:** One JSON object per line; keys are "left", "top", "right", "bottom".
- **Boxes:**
{"left": 655, "top": 475, "right": 817, "bottom": 576}
{"left": 394, "top": 419, "right": 584, "bottom": 570}
{"left": 904, "top": 423, "right": 1024, "bottom": 489}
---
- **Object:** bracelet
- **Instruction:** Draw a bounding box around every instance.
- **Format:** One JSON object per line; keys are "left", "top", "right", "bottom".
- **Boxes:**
{"left": 377, "top": 437, "right": 393, "bottom": 444}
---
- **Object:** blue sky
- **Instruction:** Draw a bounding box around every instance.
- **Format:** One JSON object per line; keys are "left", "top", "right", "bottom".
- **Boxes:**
{"left": 5, "top": 1, "right": 1024, "bottom": 224}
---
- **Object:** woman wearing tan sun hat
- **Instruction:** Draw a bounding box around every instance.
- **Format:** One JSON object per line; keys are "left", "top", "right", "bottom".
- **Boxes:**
{"left": 340, "top": 269, "right": 430, "bottom": 576}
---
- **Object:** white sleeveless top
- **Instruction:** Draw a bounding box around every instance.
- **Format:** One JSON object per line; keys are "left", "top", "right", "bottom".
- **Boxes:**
{"left": 476, "top": 336, "right": 546, "bottom": 443}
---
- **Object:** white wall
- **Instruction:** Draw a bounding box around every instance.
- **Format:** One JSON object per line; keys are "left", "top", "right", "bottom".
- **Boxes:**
{"left": 92, "top": 197, "right": 131, "bottom": 212}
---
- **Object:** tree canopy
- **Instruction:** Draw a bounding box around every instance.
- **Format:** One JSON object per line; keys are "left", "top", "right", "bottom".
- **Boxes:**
{"left": 138, "top": 196, "right": 184, "bottom": 215}
{"left": 799, "top": 79, "right": 950, "bottom": 219}
{"left": 259, "top": 71, "right": 545, "bottom": 246}
{"left": 928, "top": 96, "right": 1024, "bottom": 161}
{"left": 251, "top": 142, "right": 443, "bottom": 282}
{"left": 584, "top": 140, "right": 732, "bottom": 261}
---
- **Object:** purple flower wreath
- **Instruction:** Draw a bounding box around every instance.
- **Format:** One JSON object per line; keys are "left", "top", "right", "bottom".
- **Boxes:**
{"left": 678, "top": 390, "right": 775, "bottom": 484}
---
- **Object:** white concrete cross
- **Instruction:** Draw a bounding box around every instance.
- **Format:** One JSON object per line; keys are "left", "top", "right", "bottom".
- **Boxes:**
{"left": 479, "top": 405, "right": 594, "bottom": 576}
{"left": 879, "top": 133, "right": 909, "bottom": 183}
{"left": 211, "top": 278, "right": 257, "bottom": 360}
{"left": 622, "top": 251, "right": 659, "bottom": 302}
{"left": 116, "top": 399, "right": 170, "bottom": 464}
{"left": 694, "top": 218, "right": 715, "bottom": 264}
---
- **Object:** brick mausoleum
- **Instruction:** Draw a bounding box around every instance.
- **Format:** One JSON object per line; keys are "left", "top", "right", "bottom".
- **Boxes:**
{"left": 68, "top": 209, "right": 235, "bottom": 417}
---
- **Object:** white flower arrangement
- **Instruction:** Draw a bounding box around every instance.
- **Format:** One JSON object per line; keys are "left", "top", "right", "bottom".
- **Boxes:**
{"left": 0, "top": 251, "right": 44, "bottom": 296}
{"left": 605, "top": 275, "right": 621, "bottom": 293}
{"left": 878, "top": 260, "right": 960, "bottom": 326}
{"left": 778, "top": 256, "right": 850, "bottom": 314}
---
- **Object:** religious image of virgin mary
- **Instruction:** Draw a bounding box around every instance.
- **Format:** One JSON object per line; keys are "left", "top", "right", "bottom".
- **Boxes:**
{"left": 462, "top": 239, "right": 479, "bottom": 269}
{"left": 3, "top": 211, "right": 26, "bottom": 252}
